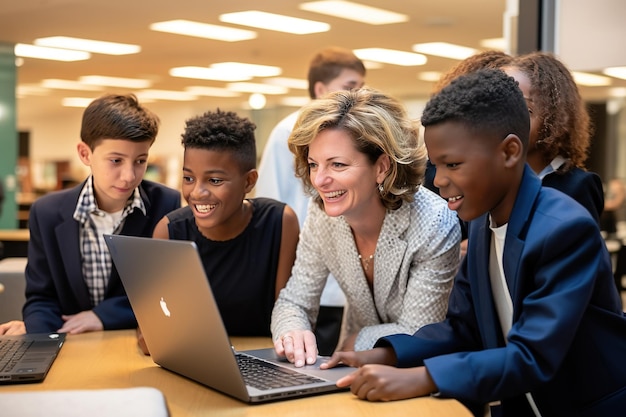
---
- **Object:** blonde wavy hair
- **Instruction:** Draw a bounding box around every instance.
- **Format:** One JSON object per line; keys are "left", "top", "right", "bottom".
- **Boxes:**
{"left": 288, "top": 87, "right": 426, "bottom": 210}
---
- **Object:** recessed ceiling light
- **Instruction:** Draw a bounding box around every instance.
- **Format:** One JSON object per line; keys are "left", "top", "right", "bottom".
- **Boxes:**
{"left": 279, "top": 96, "right": 311, "bottom": 107}
{"left": 16, "top": 85, "right": 49, "bottom": 97}
{"left": 211, "top": 62, "right": 282, "bottom": 77}
{"left": 15, "top": 44, "right": 90, "bottom": 62}
{"left": 62, "top": 97, "right": 96, "bottom": 108}
{"left": 35, "top": 36, "right": 140, "bottom": 55}
{"left": 418, "top": 71, "right": 443, "bottom": 82}
{"left": 248, "top": 93, "right": 267, "bottom": 109}
{"left": 185, "top": 86, "right": 241, "bottom": 98}
{"left": 136, "top": 90, "right": 199, "bottom": 101}
{"left": 412, "top": 42, "right": 478, "bottom": 60}
{"left": 603, "top": 67, "right": 626, "bottom": 81}
{"left": 263, "top": 77, "right": 308, "bottom": 90}
{"left": 226, "top": 82, "right": 289, "bottom": 94}
{"left": 169, "top": 66, "right": 253, "bottom": 82}
{"left": 299, "top": 1, "right": 408, "bottom": 25}
{"left": 609, "top": 87, "right": 626, "bottom": 97}
{"left": 41, "top": 79, "right": 103, "bottom": 91}
{"left": 353, "top": 48, "right": 427, "bottom": 66}
{"left": 571, "top": 72, "right": 612, "bottom": 87}
{"left": 79, "top": 75, "right": 152, "bottom": 89}
{"left": 219, "top": 11, "right": 330, "bottom": 35}
{"left": 150, "top": 20, "right": 257, "bottom": 42}
{"left": 480, "top": 37, "right": 507, "bottom": 51}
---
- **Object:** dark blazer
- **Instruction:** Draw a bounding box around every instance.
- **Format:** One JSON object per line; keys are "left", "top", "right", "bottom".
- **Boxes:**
{"left": 542, "top": 166, "right": 604, "bottom": 225}
{"left": 380, "top": 166, "right": 626, "bottom": 417}
{"left": 23, "top": 179, "right": 180, "bottom": 333}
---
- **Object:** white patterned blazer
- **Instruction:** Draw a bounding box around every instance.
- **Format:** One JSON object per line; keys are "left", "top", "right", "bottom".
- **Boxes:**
{"left": 271, "top": 186, "right": 461, "bottom": 351}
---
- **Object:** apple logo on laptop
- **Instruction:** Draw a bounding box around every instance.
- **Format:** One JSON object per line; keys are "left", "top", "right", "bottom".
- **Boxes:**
{"left": 160, "top": 297, "right": 171, "bottom": 317}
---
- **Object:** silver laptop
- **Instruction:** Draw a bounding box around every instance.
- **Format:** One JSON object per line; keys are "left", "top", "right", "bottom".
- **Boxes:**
{"left": 104, "top": 234, "right": 354, "bottom": 403}
{"left": 0, "top": 332, "right": 65, "bottom": 384}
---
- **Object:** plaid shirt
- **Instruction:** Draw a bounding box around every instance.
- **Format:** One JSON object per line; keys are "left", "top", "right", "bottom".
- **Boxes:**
{"left": 73, "top": 177, "right": 145, "bottom": 306}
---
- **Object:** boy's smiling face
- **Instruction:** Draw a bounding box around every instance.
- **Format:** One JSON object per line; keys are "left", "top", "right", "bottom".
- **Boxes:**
{"left": 425, "top": 121, "right": 522, "bottom": 227}
{"left": 182, "top": 147, "right": 257, "bottom": 239}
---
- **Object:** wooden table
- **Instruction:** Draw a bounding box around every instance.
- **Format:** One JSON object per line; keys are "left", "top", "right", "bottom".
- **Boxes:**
{"left": 0, "top": 330, "right": 471, "bottom": 417}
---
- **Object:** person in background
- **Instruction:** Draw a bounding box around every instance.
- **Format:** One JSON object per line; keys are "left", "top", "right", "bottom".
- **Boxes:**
{"left": 257, "top": 46, "right": 366, "bottom": 355}
{"left": 423, "top": 50, "right": 513, "bottom": 194}
{"left": 271, "top": 87, "right": 461, "bottom": 368}
{"left": 0, "top": 94, "right": 181, "bottom": 336}
{"left": 502, "top": 51, "right": 604, "bottom": 224}
{"left": 144, "top": 109, "right": 299, "bottom": 352}
{"left": 322, "top": 69, "right": 626, "bottom": 417}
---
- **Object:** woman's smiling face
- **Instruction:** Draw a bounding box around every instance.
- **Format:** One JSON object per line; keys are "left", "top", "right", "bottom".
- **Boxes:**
{"left": 307, "top": 128, "right": 387, "bottom": 222}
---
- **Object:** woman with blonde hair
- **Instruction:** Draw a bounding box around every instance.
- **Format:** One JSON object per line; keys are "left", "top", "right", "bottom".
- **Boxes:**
{"left": 271, "top": 87, "right": 461, "bottom": 367}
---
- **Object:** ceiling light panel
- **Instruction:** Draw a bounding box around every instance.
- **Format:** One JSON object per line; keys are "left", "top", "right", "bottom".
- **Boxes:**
{"left": 603, "top": 67, "right": 626, "bottom": 81}
{"left": 185, "top": 86, "right": 241, "bottom": 97}
{"left": 62, "top": 97, "right": 96, "bottom": 108}
{"left": 170, "top": 66, "right": 253, "bottom": 82}
{"left": 150, "top": 20, "right": 257, "bottom": 42}
{"left": 353, "top": 48, "right": 427, "bottom": 66}
{"left": 299, "top": 1, "right": 408, "bottom": 25}
{"left": 210, "top": 62, "right": 282, "bottom": 77}
{"left": 15, "top": 44, "right": 90, "bottom": 62}
{"left": 136, "top": 90, "right": 199, "bottom": 101}
{"left": 226, "top": 82, "right": 289, "bottom": 94}
{"left": 35, "top": 36, "right": 140, "bottom": 55}
{"left": 412, "top": 42, "right": 478, "bottom": 60}
{"left": 263, "top": 77, "right": 308, "bottom": 89}
{"left": 572, "top": 72, "right": 612, "bottom": 87}
{"left": 219, "top": 11, "right": 330, "bottom": 35}
{"left": 41, "top": 79, "right": 103, "bottom": 91}
{"left": 79, "top": 75, "right": 152, "bottom": 89}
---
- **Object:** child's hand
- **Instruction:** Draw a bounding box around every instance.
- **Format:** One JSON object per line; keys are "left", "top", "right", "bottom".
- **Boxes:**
{"left": 320, "top": 346, "right": 396, "bottom": 369}
{"left": 0, "top": 320, "right": 26, "bottom": 335}
{"left": 341, "top": 365, "right": 436, "bottom": 402}
{"left": 58, "top": 310, "right": 103, "bottom": 334}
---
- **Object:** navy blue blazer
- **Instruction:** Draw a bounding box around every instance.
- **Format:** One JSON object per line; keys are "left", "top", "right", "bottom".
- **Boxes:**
{"left": 23, "top": 179, "right": 180, "bottom": 333}
{"left": 380, "top": 166, "right": 626, "bottom": 417}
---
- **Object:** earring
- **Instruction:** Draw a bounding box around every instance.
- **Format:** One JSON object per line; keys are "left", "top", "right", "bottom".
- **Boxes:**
{"left": 378, "top": 183, "right": 384, "bottom": 194}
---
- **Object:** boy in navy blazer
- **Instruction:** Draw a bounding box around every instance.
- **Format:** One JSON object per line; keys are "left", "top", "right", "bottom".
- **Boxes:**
{"left": 321, "top": 69, "right": 626, "bottom": 416}
{"left": 0, "top": 94, "right": 180, "bottom": 335}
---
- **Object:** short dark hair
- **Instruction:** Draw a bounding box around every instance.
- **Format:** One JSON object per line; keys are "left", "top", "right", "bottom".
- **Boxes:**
{"left": 307, "top": 46, "right": 366, "bottom": 99}
{"left": 181, "top": 109, "right": 257, "bottom": 172}
{"left": 421, "top": 69, "right": 530, "bottom": 148}
{"left": 80, "top": 94, "right": 160, "bottom": 149}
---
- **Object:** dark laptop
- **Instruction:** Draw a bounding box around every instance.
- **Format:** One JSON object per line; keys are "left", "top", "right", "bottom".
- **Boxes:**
{"left": 104, "top": 234, "right": 355, "bottom": 403}
{"left": 0, "top": 332, "right": 65, "bottom": 384}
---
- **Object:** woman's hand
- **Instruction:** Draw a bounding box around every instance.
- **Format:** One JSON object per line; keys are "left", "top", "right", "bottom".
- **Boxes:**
{"left": 274, "top": 329, "right": 317, "bottom": 367}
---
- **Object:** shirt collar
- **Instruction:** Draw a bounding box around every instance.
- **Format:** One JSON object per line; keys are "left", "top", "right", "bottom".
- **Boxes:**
{"left": 73, "top": 176, "right": 146, "bottom": 224}
{"left": 537, "top": 155, "right": 566, "bottom": 180}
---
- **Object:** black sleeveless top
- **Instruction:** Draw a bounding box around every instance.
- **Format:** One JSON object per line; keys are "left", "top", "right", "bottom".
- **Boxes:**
{"left": 166, "top": 198, "right": 285, "bottom": 336}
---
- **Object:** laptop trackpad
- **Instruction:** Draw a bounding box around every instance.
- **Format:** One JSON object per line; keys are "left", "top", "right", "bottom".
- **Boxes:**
{"left": 242, "top": 348, "right": 356, "bottom": 381}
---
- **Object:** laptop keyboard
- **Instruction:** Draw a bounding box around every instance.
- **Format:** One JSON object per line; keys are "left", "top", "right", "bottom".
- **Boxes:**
{"left": 236, "top": 353, "right": 325, "bottom": 390}
{"left": 0, "top": 340, "right": 32, "bottom": 373}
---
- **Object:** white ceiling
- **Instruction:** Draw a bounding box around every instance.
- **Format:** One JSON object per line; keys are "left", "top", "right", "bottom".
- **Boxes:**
{"left": 1, "top": 0, "right": 621, "bottom": 123}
